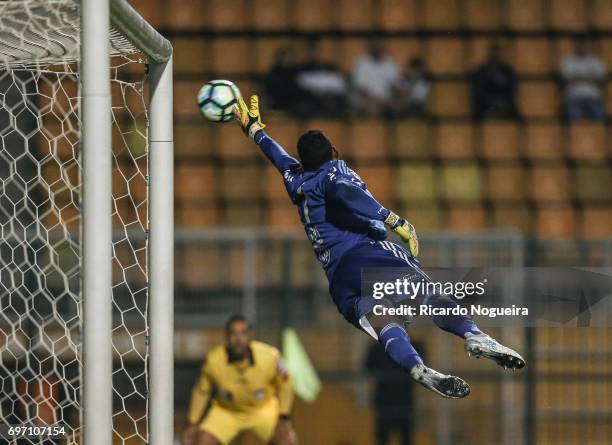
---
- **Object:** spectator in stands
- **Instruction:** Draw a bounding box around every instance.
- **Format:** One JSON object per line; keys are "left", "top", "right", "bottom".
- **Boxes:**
{"left": 351, "top": 39, "right": 403, "bottom": 117}
{"left": 264, "top": 46, "right": 300, "bottom": 113}
{"left": 397, "top": 57, "right": 431, "bottom": 117}
{"left": 470, "top": 44, "right": 520, "bottom": 120}
{"left": 560, "top": 38, "right": 607, "bottom": 121}
{"left": 294, "top": 38, "right": 348, "bottom": 117}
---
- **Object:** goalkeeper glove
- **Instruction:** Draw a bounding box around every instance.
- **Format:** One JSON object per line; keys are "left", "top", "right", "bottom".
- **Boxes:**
{"left": 234, "top": 95, "right": 266, "bottom": 139}
{"left": 384, "top": 211, "right": 419, "bottom": 257}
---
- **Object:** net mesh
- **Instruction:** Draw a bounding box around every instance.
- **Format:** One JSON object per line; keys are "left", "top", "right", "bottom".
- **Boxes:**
{"left": 0, "top": 1, "right": 149, "bottom": 443}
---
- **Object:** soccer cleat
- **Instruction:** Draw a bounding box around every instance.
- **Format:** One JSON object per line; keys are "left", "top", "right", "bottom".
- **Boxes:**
{"left": 410, "top": 364, "right": 470, "bottom": 399}
{"left": 464, "top": 333, "right": 526, "bottom": 370}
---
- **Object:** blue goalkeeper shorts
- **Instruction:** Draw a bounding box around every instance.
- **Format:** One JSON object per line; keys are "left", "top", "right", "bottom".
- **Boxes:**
{"left": 328, "top": 240, "right": 422, "bottom": 328}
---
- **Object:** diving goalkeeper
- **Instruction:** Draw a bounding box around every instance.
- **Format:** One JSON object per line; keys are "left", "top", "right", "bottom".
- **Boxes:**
{"left": 233, "top": 96, "right": 525, "bottom": 399}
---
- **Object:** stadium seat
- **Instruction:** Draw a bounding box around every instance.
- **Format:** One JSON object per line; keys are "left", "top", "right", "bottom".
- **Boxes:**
{"left": 171, "top": 38, "right": 209, "bottom": 74}
{"left": 219, "top": 165, "right": 262, "bottom": 200}
{"left": 164, "top": 0, "right": 207, "bottom": 29}
{"left": 176, "top": 203, "right": 219, "bottom": 227}
{"left": 175, "top": 164, "right": 215, "bottom": 200}
{"left": 345, "top": 120, "right": 390, "bottom": 160}
{"left": 216, "top": 124, "right": 259, "bottom": 160}
{"left": 391, "top": 120, "right": 432, "bottom": 159}
{"left": 128, "top": 0, "right": 162, "bottom": 27}
{"left": 568, "top": 123, "right": 607, "bottom": 160}
{"left": 174, "top": 80, "right": 206, "bottom": 119}
{"left": 422, "top": 0, "right": 460, "bottom": 29}
{"left": 303, "top": 119, "right": 346, "bottom": 150}
{"left": 519, "top": 82, "right": 559, "bottom": 119}
{"left": 524, "top": 123, "right": 564, "bottom": 160}
{"left": 580, "top": 207, "right": 612, "bottom": 238}
{"left": 294, "top": 0, "right": 333, "bottom": 30}
{"left": 268, "top": 200, "right": 301, "bottom": 228}
{"left": 573, "top": 165, "right": 611, "bottom": 202}
{"left": 221, "top": 203, "right": 264, "bottom": 226}
{"left": 529, "top": 165, "right": 570, "bottom": 202}
{"left": 600, "top": 38, "right": 612, "bottom": 73}
{"left": 378, "top": 0, "right": 418, "bottom": 30}
{"left": 425, "top": 38, "right": 466, "bottom": 75}
{"left": 337, "top": 38, "right": 369, "bottom": 72}
{"left": 254, "top": 38, "right": 291, "bottom": 74}
{"left": 265, "top": 165, "right": 288, "bottom": 200}
{"left": 592, "top": 0, "right": 612, "bottom": 30}
{"left": 179, "top": 246, "right": 223, "bottom": 288}
{"left": 535, "top": 206, "right": 576, "bottom": 238}
{"left": 396, "top": 163, "right": 437, "bottom": 202}
{"left": 435, "top": 123, "right": 475, "bottom": 159}
{"left": 207, "top": 0, "right": 248, "bottom": 30}
{"left": 486, "top": 165, "right": 525, "bottom": 201}
{"left": 398, "top": 204, "right": 443, "bottom": 232}
{"left": 251, "top": 0, "right": 289, "bottom": 30}
{"left": 507, "top": 0, "right": 545, "bottom": 30}
{"left": 429, "top": 81, "right": 471, "bottom": 117}
{"left": 480, "top": 121, "right": 520, "bottom": 159}
{"left": 447, "top": 205, "right": 488, "bottom": 232}
{"left": 337, "top": 0, "right": 374, "bottom": 30}
{"left": 466, "top": 36, "right": 498, "bottom": 70}
{"left": 549, "top": 0, "right": 588, "bottom": 31}
{"left": 465, "top": 0, "right": 502, "bottom": 30}
{"left": 175, "top": 124, "right": 214, "bottom": 157}
{"left": 512, "top": 38, "right": 552, "bottom": 75}
{"left": 210, "top": 38, "right": 250, "bottom": 75}
{"left": 385, "top": 38, "right": 421, "bottom": 70}
{"left": 352, "top": 164, "right": 393, "bottom": 204}
{"left": 440, "top": 163, "right": 483, "bottom": 202}
{"left": 265, "top": 119, "right": 300, "bottom": 152}
{"left": 491, "top": 204, "right": 531, "bottom": 233}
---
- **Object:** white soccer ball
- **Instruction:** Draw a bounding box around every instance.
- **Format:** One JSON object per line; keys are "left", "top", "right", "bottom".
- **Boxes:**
{"left": 197, "top": 79, "right": 241, "bottom": 123}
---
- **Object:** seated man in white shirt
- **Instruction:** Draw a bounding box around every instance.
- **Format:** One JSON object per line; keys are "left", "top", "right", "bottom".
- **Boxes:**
{"left": 351, "top": 40, "right": 403, "bottom": 117}
{"left": 560, "top": 39, "right": 607, "bottom": 121}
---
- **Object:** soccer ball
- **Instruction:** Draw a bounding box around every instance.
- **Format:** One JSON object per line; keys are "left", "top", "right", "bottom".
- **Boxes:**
{"left": 197, "top": 80, "right": 241, "bottom": 123}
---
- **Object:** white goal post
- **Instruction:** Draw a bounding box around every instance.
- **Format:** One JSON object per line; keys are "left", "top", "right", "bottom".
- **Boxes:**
{"left": 0, "top": 1, "right": 173, "bottom": 444}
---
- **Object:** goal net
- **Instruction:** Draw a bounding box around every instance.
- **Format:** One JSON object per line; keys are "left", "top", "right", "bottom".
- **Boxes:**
{"left": 0, "top": 1, "right": 172, "bottom": 443}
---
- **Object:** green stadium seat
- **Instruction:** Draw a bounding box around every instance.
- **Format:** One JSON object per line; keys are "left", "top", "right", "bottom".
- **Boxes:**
{"left": 513, "top": 38, "right": 552, "bottom": 75}
{"left": 550, "top": 0, "right": 588, "bottom": 31}
{"left": 345, "top": 120, "right": 390, "bottom": 160}
{"left": 210, "top": 38, "right": 250, "bottom": 75}
{"left": 216, "top": 124, "right": 259, "bottom": 159}
{"left": 176, "top": 202, "right": 219, "bottom": 227}
{"left": 465, "top": 0, "right": 502, "bottom": 30}
{"left": 425, "top": 38, "right": 466, "bottom": 75}
{"left": 338, "top": 0, "right": 374, "bottom": 30}
{"left": 208, "top": 0, "right": 248, "bottom": 30}
{"left": 252, "top": 0, "right": 289, "bottom": 30}
{"left": 385, "top": 38, "right": 421, "bottom": 70}
{"left": 491, "top": 204, "right": 532, "bottom": 233}
{"left": 268, "top": 200, "right": 301, "bottom": 228}
{"left": 175, "top": 124, "right": 214, "bottom": 157}
{"left": 396, "top": 163, "right": 437, "bottom": 202}
{"left": 422, "top": 0, "right": 461, "bottom": 29}
{"left": 254, "top": 38, "right": 291, "bottom": 74}
{"left": 568, "top": 123, "right": 607, "bottom": 160}
{"left": 486, "top": 165, "right": 525, "bottom": 201}
{"left": 398, "top": 204, "right": 443, "bottom": 232}
{"left": 480, "top": 121, "right": 519, "bottom": 159}
{"left": 174, "top": 80, "right": 206, "bottom": 119}
{"left": 391, "top": 120, "right": 432, "bottom": 159}
{"left": 352, "top": 164, "right": 393, "bottom": 204}
{"left": 529, "top": 165, "right": 570, "bottom": 202}
{"left": 221, "top": 203, "right": 264, "bottom": 226}
{"left": 447, "top": 205, "right": 488, "bottom": 232}
{"left": 435, "top": 123, "right": 475, "bottom": 159}
{"left": 219, "top": 165, "right": 262, "bottom": 200}
{"left": 580, "top": 207, "right": 612, "bottom": 238}
{"left": 524, "top": 123, "right": 564, "bottom": 160}
{"left": 507, "top": 0, "right": 545, "bottom": 30}
{"left": 519, "top": 81, "right": 559, "bottom": 119}
{"left": 592, "top": 0, "right": 612, "bottom": 30}
{"left": 165, "top": 0, "right": 207, "bottom": 29}
{"left": 175, "top": 164, "right": 215, "bottom": 200}
{"left": 379, "top": 0, "right": 418, "bottom": 30}
{"left": 265, "top": 165, "right": 287, "bottom": 200}
{"left": 429, "top": 81, "right": 471, "bottom": 117}
{"left": 294, "top": 0, "right": 333, "bottom": 30}
{"left": 441, "top": 163, "right": 483, "bottom": 202}
{"left": 172, "top": 37, "right": 209, "bottom": 74}
{"left": 535, "top": 205, "right": 576, "bottom": 238}
{"left": 573, "top": 165, "right": 611, "bottom": 202}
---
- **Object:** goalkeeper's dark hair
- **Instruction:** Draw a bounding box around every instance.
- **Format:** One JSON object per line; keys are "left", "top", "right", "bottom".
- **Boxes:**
{"left": 297, "top": 130, "right": 335, "bottom": 171}
{"left": 225, "top": 314, "right": 250, "bottom": 333}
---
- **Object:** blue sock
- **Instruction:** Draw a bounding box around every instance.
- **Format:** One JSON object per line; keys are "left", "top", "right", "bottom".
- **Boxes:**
{"left": 378, "top": 323, "right": 423, "bottom": 372}
{"left": 426, "top": 294, "right": 483, "bottom": 338}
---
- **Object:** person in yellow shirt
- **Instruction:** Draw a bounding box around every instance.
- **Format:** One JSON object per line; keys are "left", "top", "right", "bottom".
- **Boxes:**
{"left": 182, "top": 315, "right": 297, "bottom": 445}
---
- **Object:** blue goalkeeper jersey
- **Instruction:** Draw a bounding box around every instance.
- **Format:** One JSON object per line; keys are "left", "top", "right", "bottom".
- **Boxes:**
{"left": 255, "top": 131, "right": 390, "bottom": 278}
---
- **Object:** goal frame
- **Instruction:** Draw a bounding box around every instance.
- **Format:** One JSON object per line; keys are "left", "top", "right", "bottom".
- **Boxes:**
{"left": 80, "top": 1, "right": 174, "bottom": 444}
